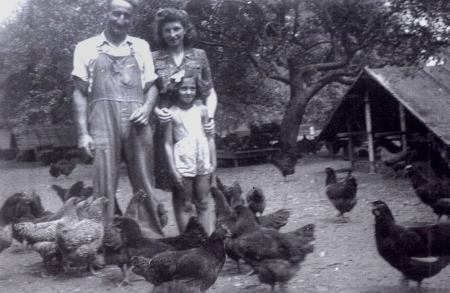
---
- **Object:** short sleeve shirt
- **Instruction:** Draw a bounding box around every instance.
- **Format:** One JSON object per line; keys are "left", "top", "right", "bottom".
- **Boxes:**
{"left": 152, "top": 47, "right": 214, "bottom": 108}
{"left": 72, "top": 32, "right": 158, "bottom": 91}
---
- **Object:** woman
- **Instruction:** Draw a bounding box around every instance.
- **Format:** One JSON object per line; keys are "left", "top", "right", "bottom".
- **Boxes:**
{"left": 152, "top": 8, "right": 217, "bottom": 191}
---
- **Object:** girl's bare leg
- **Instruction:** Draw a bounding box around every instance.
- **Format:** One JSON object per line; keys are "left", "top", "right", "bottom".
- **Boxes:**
{"left": 172, "top": 177, "right": 194, "bottom": 233}
{"left": 194, "top": 174, "right": 213, "bottom": 235}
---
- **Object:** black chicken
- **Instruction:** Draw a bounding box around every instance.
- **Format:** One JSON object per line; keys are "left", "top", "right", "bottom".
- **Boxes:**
{"left": 106, "top": 215, "right": 207, "bottom": 285}
{"left": 257, "top": 209, "right": 290, "bottom": 231}
{"left": 246, "top": 187, "right": 266, "bottom": 216}
{"left": 216, "top": 176, "right": 243, "bottom": 207}
{"left": 131, "top": 226, "right": 232, "bottom": 293}
{"left": 372, "top": 200, "right": 450, "bottom": 287}
{"left": 225, "top": 224, "right": 315, "bottom": 291}
{"left": 49, "top": 158, "right": 77, "bottom": 178}
{"left": 272, "top": 151, "right": 297, "bottom": 178}
{"left": 324, "top": 167, "right": 357, "bottom": 222}
{"left": 405, "top": 164, "right": 450, "bottom": 221}
{"left": 51, "top": 181, "right": 93, "bottom": 203}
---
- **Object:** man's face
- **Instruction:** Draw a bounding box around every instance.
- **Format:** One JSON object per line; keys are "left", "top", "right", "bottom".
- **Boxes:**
{"left": 107, "top": 0, "right": 134, "bottom": 39}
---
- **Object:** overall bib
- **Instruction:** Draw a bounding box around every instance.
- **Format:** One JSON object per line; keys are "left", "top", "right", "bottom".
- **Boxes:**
{"left": 89, "top": 43, "right": 164, "bottom": 237}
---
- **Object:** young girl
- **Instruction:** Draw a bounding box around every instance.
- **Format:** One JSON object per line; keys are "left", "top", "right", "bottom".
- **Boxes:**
{"left": 164, "top": 70, "right": 216, "bottom": 235}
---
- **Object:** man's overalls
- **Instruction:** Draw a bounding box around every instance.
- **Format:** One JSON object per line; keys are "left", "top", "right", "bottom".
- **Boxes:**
{"left": 89, "top": 43, "right": 164, "bottom": 238}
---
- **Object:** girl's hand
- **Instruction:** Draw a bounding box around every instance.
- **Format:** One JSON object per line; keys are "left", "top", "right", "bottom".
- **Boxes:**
{"left": 173, "top": 172, "right": 186, "bottom": 188}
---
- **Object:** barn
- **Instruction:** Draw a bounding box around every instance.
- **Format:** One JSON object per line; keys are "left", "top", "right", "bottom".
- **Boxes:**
{"left": 317, "top": 62, "right": 450, "bottom": 173}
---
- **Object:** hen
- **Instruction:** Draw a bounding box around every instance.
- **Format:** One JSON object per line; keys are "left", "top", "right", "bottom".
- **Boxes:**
{"left": 377, "top": 146, "right": 417, "bottom": 177}
{"left": 14, "top": 197, "right": 80, "bottom": 276}
{"left": 272, "top": 141, "right": 297, "bottom": 178}
{"left": 324, "top": 167, "right": 357, "bottom": 222}
{"left": 257, "top": 209, "right": 290, "bottom": 231}
{"left": 51, "top": 181, "right": 93, "bottom": 203}
{"left": 131, "top": 226, "right": 232, "bottom": 293}
{"left": 49, "top": 158, "right": 77, "bottom": 178}
{"left": 246, "top": 187, "right": 266, "bottom": 216}
{"left": 405, "top": 164, "right": 450, "bottom": 221}
{"left": 372, "top": 200, "right": 450, "bottom": 287}
{"left": 105, "top": 215, "right": 206, "bottom": 285}
{"left": 216, "top": 177, "right": 243, "bottom": 207}
{"left": 225, "top": 224, "right": 315, "bottom": 291}
{"left": 56, "top": 197, "right": 108, "bottom": 275}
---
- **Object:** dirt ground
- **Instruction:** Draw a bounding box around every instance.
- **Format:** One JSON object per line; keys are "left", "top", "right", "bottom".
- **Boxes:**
{"left": 1, "top": 154, "right": 450, "bottom": 293}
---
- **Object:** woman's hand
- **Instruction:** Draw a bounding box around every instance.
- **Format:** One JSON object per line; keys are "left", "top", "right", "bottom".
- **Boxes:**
{"left": 155, "top": 107, "right": 172, "bottom": 124}
{"left": 203, "top": 118, "right": 215, "bottom": 135}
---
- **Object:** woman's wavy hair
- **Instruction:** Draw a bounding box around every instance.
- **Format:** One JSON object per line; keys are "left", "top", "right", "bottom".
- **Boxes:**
{"left": 154, "top": 8, "right": 198, "bottom": 49}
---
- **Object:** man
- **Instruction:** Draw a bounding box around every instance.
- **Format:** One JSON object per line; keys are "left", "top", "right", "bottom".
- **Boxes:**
{"left": 72, "top": 0, "right": 165, "bottom": 237}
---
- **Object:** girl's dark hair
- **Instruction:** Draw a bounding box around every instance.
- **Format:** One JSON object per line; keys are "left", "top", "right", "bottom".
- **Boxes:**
{"left": 174, "top": 70, "right": 206, "bottom": 99}
{"left": 154, "top": 8, "right": 197, "bottom": 49}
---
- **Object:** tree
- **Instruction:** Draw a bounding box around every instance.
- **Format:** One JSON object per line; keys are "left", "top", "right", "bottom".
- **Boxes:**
{"left": 186, "top": 0, "right": 450, "bottom": 164}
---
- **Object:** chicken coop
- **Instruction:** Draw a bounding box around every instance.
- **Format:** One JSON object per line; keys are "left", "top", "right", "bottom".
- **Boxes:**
{"left": 318, "top": 61, "right": 450, "bottom": 173}
{"left": 12, "top": 125, "right": 78, "bottom": 162}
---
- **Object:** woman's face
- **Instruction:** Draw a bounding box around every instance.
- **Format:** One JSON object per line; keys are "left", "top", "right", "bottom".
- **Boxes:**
{"left": 178, "top": 77, "right": 196, "bottom": 106}
{"left": 162, "top": 21, "right": 186, "bottom": 49}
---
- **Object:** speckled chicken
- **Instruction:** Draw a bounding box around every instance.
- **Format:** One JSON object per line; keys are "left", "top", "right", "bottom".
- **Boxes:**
{"left": 131, "top": 226, "right": 232, "bottom": 293}
{"left": 56, "top": 197, "right": 108, "bottom": 275}
{"left": 325, "top": 167, "right": 357, "bottom": 222}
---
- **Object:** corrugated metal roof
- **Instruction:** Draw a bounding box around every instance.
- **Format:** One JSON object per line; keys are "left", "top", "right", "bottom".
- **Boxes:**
{"left": 366, "top": 63, "right": 450, "bottom": 145}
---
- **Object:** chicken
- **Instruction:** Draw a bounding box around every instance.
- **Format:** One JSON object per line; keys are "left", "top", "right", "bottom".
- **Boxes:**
{"left": 14, "top": 197, "right": 80, "bottom": 245}
{"left": 107, "top": 215, "right": 207, "bottom": 285}
{"left": 371, "top": 200, "right": 450, "bottom": 287}
{"left": 56, "top": 197, "right": 108, "bottom": 275}
{"left": 405, "top": 164, "right": 450, "bottom": 221}
{"left": 246, "top": 187, "right": 266, "bottom": 216}
{"left": 211, "top": 187, "right": 259, "bottom": 237}
{"left": 0, "top": 224, "right": 12, "bottom": 253}
{"left": 131, "top": 226, "right": 232, "bottom": 293}
{"left": 225, "top": 224, "right": 315, "bottom": 291}
{"left": 257, "top": 209, "right": 290, "bottom": 231}
{"left": 49, "top": 158, "right": 77, "bottom": 178}
{"left": 377, "top": 146, "right": 416, "bottom": 177}
{"left": 216, "top": 176, "right": 243, "bottom": 207}
{"left": 122, "top": 189, "right": 165, "bottom": 237}
{"left": 272, "top": 141, "right": 297, "bottom": 178}
{"left": 324, "top": 167, "right": 357, "bottom": 222}
{"left": 51, "top": 181, "right": 92, "bottom": 203}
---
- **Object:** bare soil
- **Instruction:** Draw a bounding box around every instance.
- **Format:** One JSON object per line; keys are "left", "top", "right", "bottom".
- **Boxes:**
{"left": 1, "top": 154, "right": 450, "bottom": 293}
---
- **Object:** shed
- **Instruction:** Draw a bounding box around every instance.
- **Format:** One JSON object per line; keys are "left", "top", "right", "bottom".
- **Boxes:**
{"left": 12, "top": 125, "right": 78, "bottom": 161}
{"left": 318, "top": 62, "right": 450, "bottom": 172}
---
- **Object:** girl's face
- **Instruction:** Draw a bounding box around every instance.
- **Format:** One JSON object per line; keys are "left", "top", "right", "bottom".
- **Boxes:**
{"left": 178, "top": 77, "right": 196, "bottom": 106}
{"left": 162, "top": 21, "right": 185, "bottom": 48}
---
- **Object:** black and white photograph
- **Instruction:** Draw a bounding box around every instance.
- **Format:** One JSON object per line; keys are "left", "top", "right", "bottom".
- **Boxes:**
{"left": 1, "top": 0, "right": 450, "bottom": 292}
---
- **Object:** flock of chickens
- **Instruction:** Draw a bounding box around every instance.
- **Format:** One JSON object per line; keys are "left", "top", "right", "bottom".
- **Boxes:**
{"left": 1, "top": 148, "right": 450, "bottom": 291}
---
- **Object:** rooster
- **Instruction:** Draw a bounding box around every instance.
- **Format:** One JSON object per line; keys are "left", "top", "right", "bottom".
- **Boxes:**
{"left": 246, "top": 187, "right": 266, "bottom": 217}
{"left": 324, "top": 167, "right": 357, "bottom": 222}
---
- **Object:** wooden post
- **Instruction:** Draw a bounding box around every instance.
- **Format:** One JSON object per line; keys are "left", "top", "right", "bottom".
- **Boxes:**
{"left": 399, "top": 103, "right": 407, "bottom": 151}
{"left": 347, "top": 119, "right": 355, "bottom": 171}
{"left": 365, "top": 93, "right": 375, "bottom": 173}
